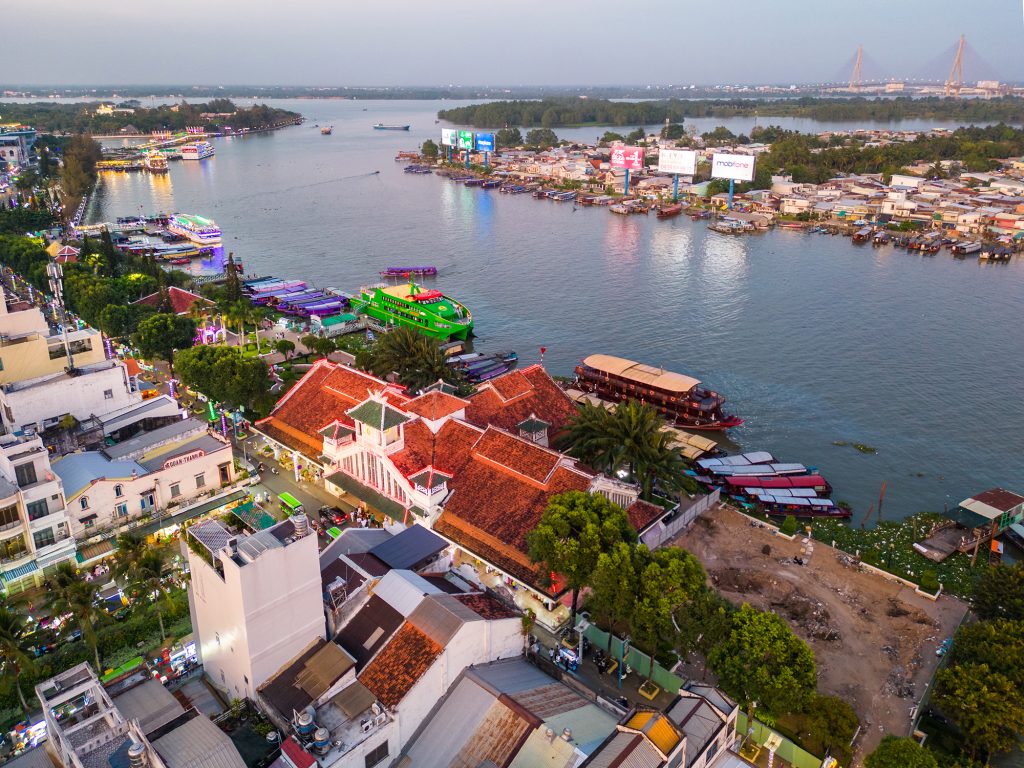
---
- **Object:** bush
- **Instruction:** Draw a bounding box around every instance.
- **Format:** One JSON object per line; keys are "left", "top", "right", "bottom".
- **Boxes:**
{"left": 919, "top": 568, "right": 939, "bottom": 593}
{"left": 780, "top": 515, "right": 798, "bottom": 536}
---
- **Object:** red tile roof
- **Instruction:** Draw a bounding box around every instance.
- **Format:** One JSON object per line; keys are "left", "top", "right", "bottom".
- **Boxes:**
{"left": 403, "top": 390, "right": 470, "bottom": 421}
{"left": 465, "top": 365, "right": 578, "bottom": 434}
{"left": 969, "top": 488, "right": 1024, "bottom": 512}
{"left": 256, "top": 361, "right": 409, "bottom": 459}
{"left": 472, "top": 427, "right": 561, "bottom": 486}
{"left": 280, "top": 737, "right": 317, "bottom": 768}
{"left": 436, "top": 433, "right": 594, "bottom": 595}
{"left": 453, "top": 593, "right": 519, "bottom": 620}
{"left": 626, "top": 499, "right": 666, "bottom": 532}
{"left": 123, "top": 358, "right": 142, "bottom": 378}
{"left": 357, "top": 623, "right": 443, "bottom": 710}
{"left": 390, "top": 419, "right": 482, "bottom": 479}
{"left": 133, "top": 286, "right": 213, "bottom": 315}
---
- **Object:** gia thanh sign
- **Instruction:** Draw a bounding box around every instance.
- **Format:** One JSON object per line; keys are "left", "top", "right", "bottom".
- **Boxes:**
{"left": 163, "top": 449, "right": 206, "bottom": 470}
{"left": 658, "top": 149, "right": 697, "bottom": 175}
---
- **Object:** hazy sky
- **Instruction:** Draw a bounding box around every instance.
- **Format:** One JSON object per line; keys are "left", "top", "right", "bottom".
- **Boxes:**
{"left": 9, "top": 0, "right": 1024, "bottom": 86}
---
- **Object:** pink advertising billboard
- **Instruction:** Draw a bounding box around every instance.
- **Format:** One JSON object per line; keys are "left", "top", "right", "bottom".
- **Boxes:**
{"left": 609, "top": 146, "right": 645, "bottom": 170}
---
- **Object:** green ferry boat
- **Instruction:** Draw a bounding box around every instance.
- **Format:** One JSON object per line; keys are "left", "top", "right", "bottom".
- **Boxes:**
{"left": 355, "top": 282, "right": 473, "bottom": 341}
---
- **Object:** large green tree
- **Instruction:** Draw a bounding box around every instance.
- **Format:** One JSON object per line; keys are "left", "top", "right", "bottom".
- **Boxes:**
{"left": 174, "top": 344, "right": 271, "bottom": 411}
{"left": 972, "top": 563, "right": 1024, "bottom": 622}
{"left": 708, "top": 603, "right": 817, "bottom": 715}
{"left": 864, "top": 736, "right": 938, "bottom": 768}
{"left": 588, "top": 542, "right": 640, "bottom": 646}
{"left": 933, "top": 662, "right": 1024, "bottom": 762}
{"left": 525, "top": 128, "right": 558, "bottom": 148}
{"left": 133, "top": 312, "right": 196, "bottom": 376}
{"left": 495, "top": 127, "right": 523, "bottom": 148}
{"left": 527, "top": 491, "right": 636, "bottom": 630}
{"left": 804, "top": 695, "right": 858, "bottom": 765}
{"left": 124, "top": 551, "right": 172, "bottom": 640}
{"left": 55, "top": 580, "right": 104, "bottom": 671}
{"left": 948, "top": 619, "right": 1024, "bottom": 686}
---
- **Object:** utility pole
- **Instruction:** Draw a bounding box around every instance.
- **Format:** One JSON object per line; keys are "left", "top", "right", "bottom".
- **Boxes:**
{"left": 46, "top": 261, "right": 76, "bottom": 373}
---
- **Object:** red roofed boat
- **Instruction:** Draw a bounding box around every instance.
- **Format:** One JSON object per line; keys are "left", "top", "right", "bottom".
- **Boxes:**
{"left": 381, "top": 266, "right": 437, "bottom": 277}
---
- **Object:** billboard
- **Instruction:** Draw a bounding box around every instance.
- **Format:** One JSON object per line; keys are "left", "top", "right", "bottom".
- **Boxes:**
{"left": 658, "top": 149, "right": 697, "bottom": 175}
{"left": 457, "top": 130, "right": 475, "bottom": 150}
{"left": 711, "top": 152, "right": 756, "bottom": 182}
{"left": 609, "top": 146, "right": 645, "bottom": 170}
{"left": 440, "top": 128, "right": 457, "bottom": 147}
{"left": 474, "top": 133, "right": 495, "bottom": 152}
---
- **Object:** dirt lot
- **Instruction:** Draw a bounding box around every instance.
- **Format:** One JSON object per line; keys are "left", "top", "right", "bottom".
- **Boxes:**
{"left": 674, "top": 505, "right": 969, "bottom": 761}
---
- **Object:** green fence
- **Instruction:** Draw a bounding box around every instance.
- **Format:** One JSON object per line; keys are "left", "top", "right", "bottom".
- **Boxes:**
{"left": 737, "top": 712, "right": 824, "bottom": 768}
{"left": 581, "top": 625, "right": 683, "bottom": 695}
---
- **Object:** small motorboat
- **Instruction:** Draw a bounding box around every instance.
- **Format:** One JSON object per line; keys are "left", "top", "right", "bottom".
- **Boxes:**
{"left": 381, "top": 266, "right": 437, "bottom": 277}
{"left": 656, "top": 203, "right": 683, "bottom": 219}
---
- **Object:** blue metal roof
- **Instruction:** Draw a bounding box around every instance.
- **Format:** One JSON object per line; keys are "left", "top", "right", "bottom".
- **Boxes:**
{"left": 1, "top": 559, "right": 39, "bottom": 584}
{"left": 369, "top": 524, "right": 447, "bottom": 570}
{"left": 52, "top": 452, "right": 146, "bottom": 499}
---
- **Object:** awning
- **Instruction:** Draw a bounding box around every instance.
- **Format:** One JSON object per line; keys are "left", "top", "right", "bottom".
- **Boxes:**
{"left": 326, "top": 471, "right": 407, "bottom": 522}
{"left": 76, "top": 539, "right": 116, "bottom": 564}
{"left": 133, "top": 489, "right": 250, "bottom": 538}
{"left": 79, "top": 513, "right": 98, "bottom": 523}
{"left": 331, "top": 682, "right": 376, "bottom": 719}
{"left": 1, "top": 560, "right": 39, "bottom": 585}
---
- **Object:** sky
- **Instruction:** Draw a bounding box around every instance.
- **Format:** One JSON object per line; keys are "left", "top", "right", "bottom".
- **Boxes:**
{"left": 8, "top": 0, "right": 1024, "bottom": 86}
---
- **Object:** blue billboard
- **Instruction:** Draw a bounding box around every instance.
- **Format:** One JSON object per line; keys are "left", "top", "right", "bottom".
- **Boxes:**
{"left": 474, "top": 133, "right": 495, "bottom": 152}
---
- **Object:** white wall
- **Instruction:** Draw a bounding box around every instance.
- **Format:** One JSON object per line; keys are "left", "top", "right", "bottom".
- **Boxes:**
{"left": 7, "top": 363, "right": 140, "bottom": 432}
{"left": 190, "top": 529, "right": 324, "bottom": 701}
{"left": 65, "top": 445, "right": 232, "bottom": 539}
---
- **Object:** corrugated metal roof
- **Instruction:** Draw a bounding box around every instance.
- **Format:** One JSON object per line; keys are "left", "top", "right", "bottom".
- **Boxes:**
{"left": 585, "top": 731, "right": 664, "bottom": 768}
{"left": 52, "top": 452, "right": 146, "bottom": 499}
{"left": 373, "top": 570, "right": 440, "bottom": 616}
{"left": 151, "top": 714, "right": 246, "bottom": 768}
{"left": 368, "top": 523, "right": 446, "bottom": 570}
{"left": 112, "top": 679, "right": 185, "bottom": 735}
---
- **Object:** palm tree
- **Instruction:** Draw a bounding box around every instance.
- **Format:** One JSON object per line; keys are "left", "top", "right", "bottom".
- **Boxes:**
{"left": 364, "top": 326, "right": 460, "bottom": 393}
{"left": 247, "top": 305, "right": 270, "bottom": 354}
{"left": 127, "top": 552, "right": 171, "bottom": 640}
{"left": 56, "top": 581, "right": 103, "bottom": 671}
{"left": 0, "top": 607, "right": 33, "bottom": 714}
{"left": 563, "top": 399, "right": 685, "bottom": 500}
{"left": 113, "top": 532, "right": 146, "bottom": 580}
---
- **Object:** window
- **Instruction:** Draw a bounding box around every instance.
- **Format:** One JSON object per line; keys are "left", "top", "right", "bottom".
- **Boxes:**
{"left": 115, "top": 503, "right": 128, "bottom": 518}
{"left": 140, "top": 494, "right": 154, "bottom": 511}
{"left": 195, "top": 473, "right": 206, "bottom": 489}
{"left": 169, "top": 483, "right": 181, "bottom": 499}
{"left": 0, "top": 534, "right": 27, "bottom": 562}
{"left": 365, "top": 742, "right": 389, "bottom": 768}
{"left": 83, "top": 519, "right": 94, "bottom": 529}
{"left": 33, "top": 528, "right": 55, "bottom": 549}
{"left": 114, "top": 484, "right": 124, "bottom": 498}
{"left": 0, "top": 504, "right": 19, "bottom": 529}
{"left": 14, "top": 462, "right": 37, "bottom": 488}
{"left": 79, "top": 497, "right": 90, "bottom": 511}
{"left": 0, "top": 357, "right": 4, "bottom": 371}
{"left": 26, "top": 500, "right": 49, "bottom": 521}
{"left": 218, "top": 463, "right": 231, "bottom": 485}
{"left": 103, "top": 389, "right": 113, "bottom": 400}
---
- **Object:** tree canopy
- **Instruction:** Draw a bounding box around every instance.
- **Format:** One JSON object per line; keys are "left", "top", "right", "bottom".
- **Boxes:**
{"left": 527, "top": 491, "right": 636, "bottom": 628}
{"left": 357, "top": 326, "right": 464, "bottom": 394}
{"left": 708, "top": 603, "right": 817, "bottom": 715}
{"left": 864, "top": 736, "right": 938, "bottom": 768}
{"left": 525, "top": 128, "right": 559, "bottom": 148}
{"left": 972, "top": 563, "right": 1024, "bottom": 622}
{"left": 933, "top": 662, "right": 1024, "bottom": 761}
{"left": 132, "top": 313, "right": 196, "bottom": 375}
{"left": 174, "top": 344, "right": 272, "bottom": 413}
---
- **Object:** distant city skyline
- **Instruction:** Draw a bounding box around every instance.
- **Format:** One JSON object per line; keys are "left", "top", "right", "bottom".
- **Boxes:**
{"left": 8, "top": 0, "right": 1024, "bottom": 86}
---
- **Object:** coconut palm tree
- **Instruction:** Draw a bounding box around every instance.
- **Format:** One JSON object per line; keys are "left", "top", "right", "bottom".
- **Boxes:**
{"left": 563, "top": 399, "right": 685, "bottom": 500}
{"left": 113, "top": 532, "right": 146, "bottom": 580}
{"left": 363, "top": 326, "right": 460, "bottom": 393}
{"left": 0, "top": 607, "right": 33, "bottom": 714}
{"left": 126, "top": 552, "right": 172, "bottom": 640}
{"left": 56, "top": 580, "right": 103, "bottom": 671}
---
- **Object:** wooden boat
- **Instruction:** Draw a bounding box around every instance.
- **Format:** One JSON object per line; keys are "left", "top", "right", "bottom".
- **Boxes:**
{"left": 381, "top": 266, "right": 438, "bottom": 278}
{"left": 872, "top": 231, "right": 890, "bottom": 246}
{"left": 852, "top": 227, "right": 873, "bottom": 243}
{"left": 373, "top": 123, "right": 410, "bottom": 131}
{"left": 574, "top": 353, "right": 741, "bottom": 431}
{"left": 656, "top": 204, "right": 683, "bottom": 219}
{"left": 321, "top": 126, "right": 333, "bottom": 135}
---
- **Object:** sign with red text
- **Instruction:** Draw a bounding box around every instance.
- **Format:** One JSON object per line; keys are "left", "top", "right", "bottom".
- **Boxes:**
{"left": 658, "top": 148, "right": 697, "bottom": 175}
{"left": 609, "top": 146, "right": 645, "bottom": 170}
{"left": 162, "top": 450, "right": 206, "bottom": 470}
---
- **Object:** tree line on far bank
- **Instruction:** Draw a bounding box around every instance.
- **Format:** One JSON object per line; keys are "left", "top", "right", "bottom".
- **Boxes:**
{"left": 438, "top": 96, "right": 1024, "bottom": 129}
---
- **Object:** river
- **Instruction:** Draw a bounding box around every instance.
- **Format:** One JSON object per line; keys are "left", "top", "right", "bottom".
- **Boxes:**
{"left": 85, "top": 99, "right": 1024, "bottom": 525}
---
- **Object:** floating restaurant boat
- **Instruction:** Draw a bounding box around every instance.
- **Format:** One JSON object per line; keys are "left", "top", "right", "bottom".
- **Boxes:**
{"left": 872, "top": 231, "right": 890, "bottom": 246}
{"left": 752, "top": 494, "right": 849, "bottom": 518}
{"left": 573, "top": 354, "right": 742, "bottom": 431}
{"left": 697, "top": 452, "right": 775, "bottom": 470}
{"left": 373, "top": 123, "right": 411, "bottom": 131}
{"left": 166, "top": 213, "right": 222, "bottom": 245}
{"left": 722, "top": 475, "right": 832, "bottom": 494}
{"left": 180, "top": 141, "right": 215, "bottom": 160}
{"left": 380, "top": 266, "right": 437, "bottom": 278}
{"left": 705, "top": 463, "right": 809, "bottom": 477}
{"left": 952, "top": 241, "right": 981, "bottom": 255}
{"left": 656, "top": 203, "right": 683, "bottom": 220}
{"left": 852, "top": 226, "right": 873, "bottom": 243}
{"left": 708, "top": 219, "right": 748, "bottom": 234}
{"left": 145, "top": 152, "right": 169, "bottom": 173}
{"left": 354, "top": 282, "right": 473, "bottom": 341}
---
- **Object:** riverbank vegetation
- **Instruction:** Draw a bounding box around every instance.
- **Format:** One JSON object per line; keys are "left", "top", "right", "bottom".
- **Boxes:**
{"left": 439, "top": 96, "right": 1024, "bottom": 128}
{"left": 0, "top": 99, "right": 301, "bottom": 135}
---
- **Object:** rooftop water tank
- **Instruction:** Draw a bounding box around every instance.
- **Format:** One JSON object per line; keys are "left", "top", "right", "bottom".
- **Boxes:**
{"left": 292, "top": 513, "right": 309, "bottom": 538}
